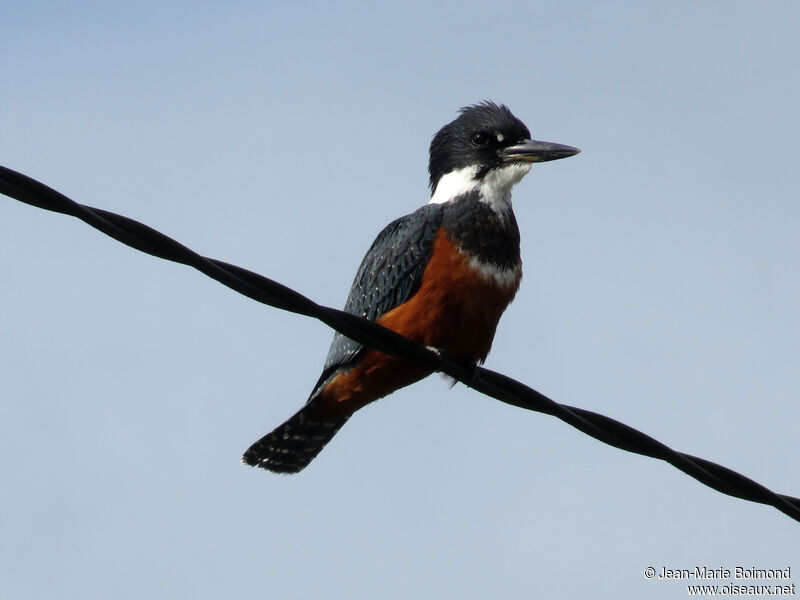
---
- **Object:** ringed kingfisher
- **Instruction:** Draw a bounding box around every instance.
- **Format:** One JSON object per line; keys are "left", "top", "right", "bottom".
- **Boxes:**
{"left": 242, "top": 101, "right": 580, "bottom": 473}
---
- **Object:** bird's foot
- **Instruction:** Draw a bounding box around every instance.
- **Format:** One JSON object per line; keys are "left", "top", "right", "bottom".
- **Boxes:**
{"left": 425, "top": 345, "right": 445, "bottom": 371}
{"left": 460, "top": 360, "right": 481, "bottom": 388}
{"left": 425, "top": 345, "right": 481, "bottom": 388}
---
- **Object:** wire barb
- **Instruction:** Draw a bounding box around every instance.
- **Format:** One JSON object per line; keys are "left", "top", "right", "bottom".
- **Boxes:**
{"left": 2, "top": 163, "right": 798, "bottom": 523}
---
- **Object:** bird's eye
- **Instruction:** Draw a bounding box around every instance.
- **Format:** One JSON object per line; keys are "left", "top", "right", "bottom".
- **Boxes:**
{"left": 471, "top": 132, "right": 490, "bottom": 146}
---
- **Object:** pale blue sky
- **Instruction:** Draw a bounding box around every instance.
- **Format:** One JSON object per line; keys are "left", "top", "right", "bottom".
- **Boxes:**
{"left": 1, "top": 2, "right": 798, "bottom": 598}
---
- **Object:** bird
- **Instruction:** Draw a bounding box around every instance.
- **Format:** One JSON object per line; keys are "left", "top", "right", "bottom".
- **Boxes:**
{"left": 242, "top": 101, "right": 580, "bottom": 473}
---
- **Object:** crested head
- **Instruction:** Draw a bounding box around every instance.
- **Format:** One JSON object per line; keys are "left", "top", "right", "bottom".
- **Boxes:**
{"left": 427, "top": 101, "right": 580, "bottom": 211}
{"left": 429, "top": 102, "right": 530, "bottom": 192}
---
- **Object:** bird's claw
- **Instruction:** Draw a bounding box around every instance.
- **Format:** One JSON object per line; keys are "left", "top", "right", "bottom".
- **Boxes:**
{"left": 425, "top": 345, "right": 481, "bottom": 387}
{"left": 425, "top": 345, "right": 445, "bottom": 370}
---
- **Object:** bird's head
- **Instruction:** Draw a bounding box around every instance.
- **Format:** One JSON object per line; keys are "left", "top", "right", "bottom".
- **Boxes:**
{"left": 428, "top": 102, "right": 580, "bottom": 210}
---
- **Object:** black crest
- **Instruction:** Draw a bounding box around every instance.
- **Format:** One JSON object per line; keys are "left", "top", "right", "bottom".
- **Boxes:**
{"left": 428, "top": 101, "right": 531, "bottom": 191}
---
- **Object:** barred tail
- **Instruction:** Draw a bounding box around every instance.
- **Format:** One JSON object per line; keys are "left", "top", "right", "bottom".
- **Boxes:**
{"left": 242, "top": 402, "right": 350, "bottom": 474}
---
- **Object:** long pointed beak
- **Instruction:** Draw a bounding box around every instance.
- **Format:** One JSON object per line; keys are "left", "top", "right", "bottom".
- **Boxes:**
{"left": 499, "top": 139, "right": 581, "bottom": 163}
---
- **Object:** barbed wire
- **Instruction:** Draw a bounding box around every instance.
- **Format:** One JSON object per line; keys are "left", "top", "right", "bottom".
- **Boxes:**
{"left": 2, "top": 163, "right": 798, "bottom": 523}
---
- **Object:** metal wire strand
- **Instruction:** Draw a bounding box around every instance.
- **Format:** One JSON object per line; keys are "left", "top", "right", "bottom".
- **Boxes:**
{"left": 1, "top": 164, "right": 798, "bottom": 523}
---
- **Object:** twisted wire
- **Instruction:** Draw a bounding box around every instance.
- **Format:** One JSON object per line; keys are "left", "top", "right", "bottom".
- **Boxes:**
{"left": 2, "top": 164, "right": 797, "bottom": 523}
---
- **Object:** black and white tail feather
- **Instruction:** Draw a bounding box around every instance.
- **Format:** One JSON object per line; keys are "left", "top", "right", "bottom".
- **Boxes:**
{"left": 241, "top": 400, "right": 350, "bottom": 474}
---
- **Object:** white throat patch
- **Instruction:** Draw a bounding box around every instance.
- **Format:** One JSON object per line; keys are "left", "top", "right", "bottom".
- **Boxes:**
{"left": 428, "top": 166, "right": 479, "bottom": 205}
{"left": 429, "top": 162, "right": 532, "bottom": 212}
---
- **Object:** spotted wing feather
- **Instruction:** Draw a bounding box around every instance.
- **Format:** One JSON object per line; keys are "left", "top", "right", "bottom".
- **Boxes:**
{"left": 320, "top": 203, "right": 444, "bottom": 381}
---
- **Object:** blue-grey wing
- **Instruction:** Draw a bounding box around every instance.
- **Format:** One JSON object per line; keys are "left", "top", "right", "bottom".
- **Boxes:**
{"left": 321, "top": 203, "right": 444, "bottom": 376}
